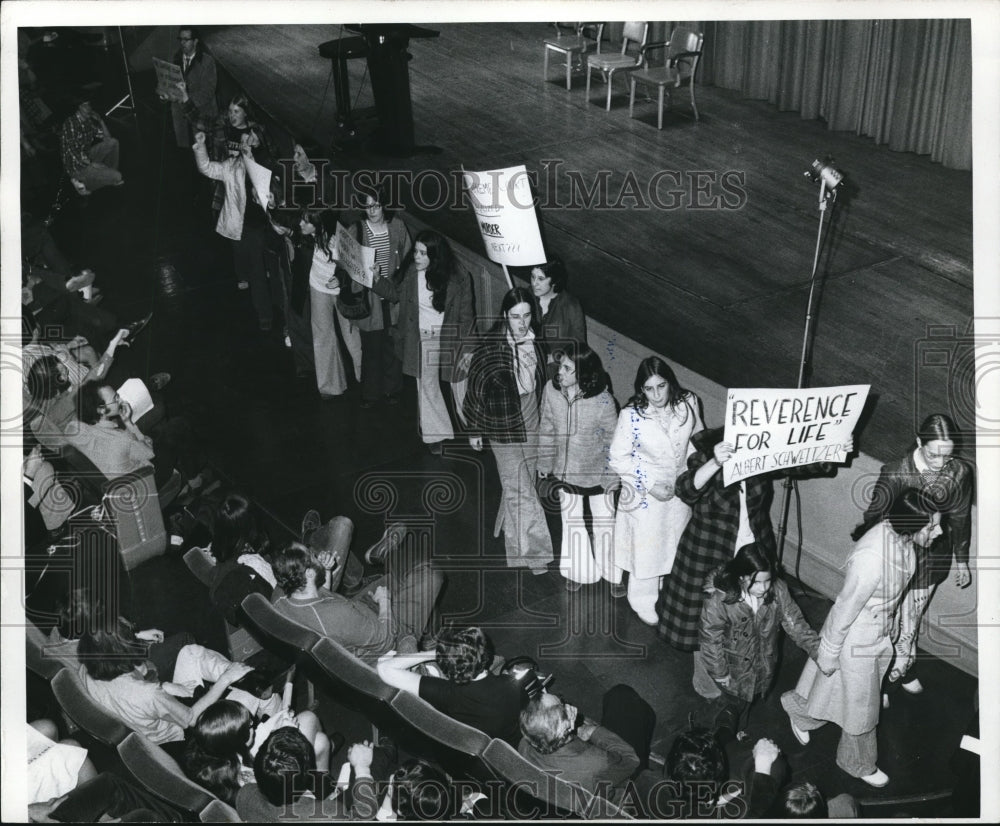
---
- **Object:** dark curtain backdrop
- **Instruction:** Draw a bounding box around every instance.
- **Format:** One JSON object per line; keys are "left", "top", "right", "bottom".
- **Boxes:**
{"left": 697, "top": 19, "right": 972, "bottom": 170}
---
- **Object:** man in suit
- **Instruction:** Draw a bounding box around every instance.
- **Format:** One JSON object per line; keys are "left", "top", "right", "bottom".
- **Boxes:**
{"left": 161, "top": 26, "right": 218, "bottom": 148}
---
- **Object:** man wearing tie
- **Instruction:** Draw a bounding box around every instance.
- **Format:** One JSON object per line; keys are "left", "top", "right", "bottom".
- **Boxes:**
{"left": 162, "top": 26, "right": 219, "bottom": 148}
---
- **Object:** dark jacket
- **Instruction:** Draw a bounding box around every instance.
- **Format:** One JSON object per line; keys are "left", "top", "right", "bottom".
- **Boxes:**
{"left": 696, "top": 573, "right": 820, "bottom": 702}
{"left": 463, "top": 325, "right": 546, "bottom": 443}
{"left": 855, "top": 450, "right": 974, "bottom": 588}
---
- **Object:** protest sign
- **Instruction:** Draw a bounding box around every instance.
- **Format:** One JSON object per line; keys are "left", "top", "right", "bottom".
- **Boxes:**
{"left": 722, "top": 384, "right": 869, "bottom": 485}
{"left": 153, "top": 58, "right": 185, "bottom": 102}
{"left": 335, "top": 222, "right": 376, "bottom": 287}
{"left": 243, "top": 154, "right": 273, "bottom": 215}
{"left": 462, "top": 165, "right": 546, "bottom": 267}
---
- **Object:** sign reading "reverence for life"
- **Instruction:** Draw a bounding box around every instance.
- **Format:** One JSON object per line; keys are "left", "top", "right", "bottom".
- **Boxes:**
{"left": 722, "top": 385, "right": 870, "bottom": 484}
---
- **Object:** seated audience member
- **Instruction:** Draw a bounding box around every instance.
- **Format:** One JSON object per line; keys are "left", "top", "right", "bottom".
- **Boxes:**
{"left": 23, "top": 438, "right": 80, "bottom": 533}
{"left": 24, "top": 334, "right": 130, "bottom": 439}
{"left": 59, "top": 89, "right": 123, "bottom": 194}
{"left": 386, "top": 759, "right": 461, "bottom": 821}
{"left": 767, "top": 780, "right": 858, "bottom": 819}
{"left": 77, "top": 618, "right": 267, "bottom": 760}
{"left": 377, "top": 626, "right": 524, "bottom": 744}
{"left": 23, "top": 265, "right": 117, "bottom": 345}
{"left": 29, "top": 772, "right": 179, "bottom": 823}
{"left": 634, "top": 727, "right": 731, "bottom": 819}
{"left": 517, "top": 684, "right": 653, "bottom": 803}
{"left": 62, "top": 381, "right": 154, "bottom": 479}
{"left": 237, "top": 728, "right": 380, "bottom": 821}
{"left": 271, "top": 525, "right": 444, "bottom": 663}
{"left": 27, "top": 719, "right": 97, "bottom": 807}
{"left": 184, "top": 699, "right": 332, "bottom": 805}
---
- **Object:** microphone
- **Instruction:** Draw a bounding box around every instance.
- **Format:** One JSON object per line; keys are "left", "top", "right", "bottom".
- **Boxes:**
{"left": 805, "top": 158, "right": 844, "bottom": 189}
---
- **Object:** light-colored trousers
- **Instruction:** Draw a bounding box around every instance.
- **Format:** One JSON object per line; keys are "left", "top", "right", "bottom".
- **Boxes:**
{"left": 75, "top": 137, "right": 122, "bottom": 192}
{"left": 557, "top": 488, "right": 615, "bottom": 584}
{"left": 892, "top": 583, "right": 936, "bottom": 679}
{"left": 310, "top": 287, "right": 362, "bottom": 396}
{"left": 418, "top": 329, "right": 455, "bottom": 443}
{"left": 781, "top": 689, "right": 878, "bottom": 778}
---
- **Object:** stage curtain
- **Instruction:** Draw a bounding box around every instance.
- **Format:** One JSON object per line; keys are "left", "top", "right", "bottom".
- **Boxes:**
{"left": 700, "top": 19, "right": 972, "bottom": 170}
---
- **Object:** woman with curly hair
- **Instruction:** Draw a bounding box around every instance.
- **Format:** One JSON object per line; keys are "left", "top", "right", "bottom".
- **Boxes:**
{"left": 538, "top": 341, "right": 619, "bottom": 591}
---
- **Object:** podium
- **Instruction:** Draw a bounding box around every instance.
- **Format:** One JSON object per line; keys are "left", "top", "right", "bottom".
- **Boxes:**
{"left": 317, "top": 36, "right": 369, "bottom": 133}
{"left": 346, "top": 24, "right": 439, "bottom": 156}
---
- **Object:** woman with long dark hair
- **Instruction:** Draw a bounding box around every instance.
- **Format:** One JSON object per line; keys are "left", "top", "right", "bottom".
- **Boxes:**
{"left": 373, "top": 229, "right": 475, "bottom": 451}
{"left": 694, "top": 543, "right": 819, "bottom": 741}
{"left": 302, "top": 208, "right": 362, "bottom": 399}
{"left": 782, "top": 488, "right": 940, "bottom": 787}
{"left": 608, "top": 356, "right": 703, "bottom": 623}
{"left": 538, "top": 341, "right": 619, "bottom": 590}
{"left": 530, "top": 255, "right": 587, "bottom": 366}
{"left": 351, "top": 183, "right": 412, "bottom": 408}
{"left": 851, "top": 413, "right": 974, "bottom": 694}
{"left": 464, "top": 287, "right": 552, "bottom": 571}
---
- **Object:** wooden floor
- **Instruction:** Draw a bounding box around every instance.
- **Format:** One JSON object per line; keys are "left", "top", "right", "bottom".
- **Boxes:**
{"left": 204, "top": 21, "right": 975, "bottom": 463}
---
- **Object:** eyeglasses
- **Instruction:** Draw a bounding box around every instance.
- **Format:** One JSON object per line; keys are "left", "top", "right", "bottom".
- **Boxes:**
{"left": 178, "top": 37, "right": 194, "bottom": 42}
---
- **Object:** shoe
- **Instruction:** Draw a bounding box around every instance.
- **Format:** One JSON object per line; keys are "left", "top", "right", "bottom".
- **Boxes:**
{"left": 901, "top": 677, "right": 923, "bottom": 695}
{"left": 859, "top": 769, "right": 889, "bottom": 788}
{"left": 634, "top": 609, "right": 658, "bottom": 626}
{"left": 64, "top": 270, "right": 96, "bottom": 292}
{"left": 237, "top": 280, "right": 249, "bottom": 290}
{"left": 149, "top": 372, "right": 171, "bottom": 391}
{"left": 365, "top": 523, "right": 408, "bottom": 565}
{"left": 787, "top": 713, "right": 810, "bottom": 745}
{"left": 609, "top": 582, "right": 627, "bottom": 598}
{"left": 124, "top": 312, "right": 153, "bottom": 341}
{"left": 283, "top": 333, "right": 292, "bottom": 349}
{"left": 71, "top": 178, "right": 90, "bottom": 196}
{"left": 530, "top": 566, "right": 549, "bottom": 576}
{"left": 426, "top": 441, "right": 443, "bottom": 455}
{"left": 565, "top": 579, "right": 583, "bottom": 592}
{"left": 300, "top": 509, "right": 322, "bottom": 544}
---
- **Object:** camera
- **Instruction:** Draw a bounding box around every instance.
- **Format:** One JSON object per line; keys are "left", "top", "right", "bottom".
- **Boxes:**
{"left": 914, "top": 320, "right": 1000, "bottom": 447}
{"left": 501, "top": 655, "right": 554, "bottom": 702}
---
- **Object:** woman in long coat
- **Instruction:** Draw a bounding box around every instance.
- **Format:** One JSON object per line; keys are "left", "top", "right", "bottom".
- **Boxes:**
{"left": 609, "top": 357, "right": 702, "bottom": 623}
{"left": 850, "top": 413, "right": 973, "bottom": 694}
{"left": 781, "top": 488, "right": 941, "bottom": 787}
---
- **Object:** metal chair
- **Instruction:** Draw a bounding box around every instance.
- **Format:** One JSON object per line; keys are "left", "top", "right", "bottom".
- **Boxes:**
{"left": 629, "top": 25, "right": 705, "bottom": 128}
{"left": 543, "top": 22, "right": 605, "bottom": 90}
{"left": 585, "top": 22, "right": 649, "bottom": 110}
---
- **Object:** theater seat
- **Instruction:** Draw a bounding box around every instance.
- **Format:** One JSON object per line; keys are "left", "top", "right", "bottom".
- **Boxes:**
{"left": 50, "top": 666, "right": 130, "bottom": 772}
{"left": 482, "top": 737, "right": 632, "bottom": 819}
{"left": 117, "top": 732, "right": 242, "bottom": 822}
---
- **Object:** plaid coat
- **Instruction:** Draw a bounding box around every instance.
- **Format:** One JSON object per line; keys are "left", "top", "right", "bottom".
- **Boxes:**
{"left": 656, "top": 446, "right": 778, "bottom": 651}
{"left": 463, "top": 325, "right": 546, "bottom": 444}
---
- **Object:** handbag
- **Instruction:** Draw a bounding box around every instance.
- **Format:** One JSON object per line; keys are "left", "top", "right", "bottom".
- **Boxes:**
{"left": 335, "top": 267, "right": 371, "bottom": 320}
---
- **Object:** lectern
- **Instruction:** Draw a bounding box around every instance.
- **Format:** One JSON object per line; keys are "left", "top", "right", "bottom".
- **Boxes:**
{"left": 346, "top": 23, "right": 439, "bottom": 156}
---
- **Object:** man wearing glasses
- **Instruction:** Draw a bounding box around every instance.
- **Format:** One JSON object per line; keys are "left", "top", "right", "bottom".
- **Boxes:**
{"left": 161, "top": 26, "right": 218, "bottom": 148}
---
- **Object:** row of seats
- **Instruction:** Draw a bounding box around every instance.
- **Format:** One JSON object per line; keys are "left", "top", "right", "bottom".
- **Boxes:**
{"left": 32, "top": 658, "right": 242, "bottom": 822}
{"left": 240, "top": 593, "right": 632, "bottom": 820}
{"left": 543, "top": 21, "right": 704, "bottom": 128}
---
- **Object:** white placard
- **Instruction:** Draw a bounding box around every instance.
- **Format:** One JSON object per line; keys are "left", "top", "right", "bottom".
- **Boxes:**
{"left": 462, "top": 164, "right": 546, "bottom": 267}
{"left": 722, "top": 385, "right": 869, "bottom": 485}
{"left": 335, "top": 222, "right": 376, "bottom": 287}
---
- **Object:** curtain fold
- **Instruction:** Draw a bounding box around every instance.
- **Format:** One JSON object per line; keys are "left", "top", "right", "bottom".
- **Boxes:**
{"left": 702, "top": 18, "right": 972, "bottom": 170}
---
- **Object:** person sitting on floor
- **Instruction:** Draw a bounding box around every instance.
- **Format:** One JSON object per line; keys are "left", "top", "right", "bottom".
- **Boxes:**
{"left": 376, "top": 625, "right": 525, "bottom": 744}
{"left": 59, "top": 89, "right": 124, "bottom": 194}
{"left": 271, "top": 522, "right": 444, "bottom": 664}
{"left": 517, "top": 685, "right": 653, "bottom": 804}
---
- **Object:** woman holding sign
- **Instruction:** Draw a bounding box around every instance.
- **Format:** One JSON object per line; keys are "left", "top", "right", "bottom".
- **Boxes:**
{"left": 850, "top": 413, "right": 973, "bottom": 696}
{"left": 609, "top": 357, "right": 703, "bottom": 623}
{"left": 782, "top": 488, "right": 940, "bottom": 787}
{"left": 374, "top": 229, "right": 474, "bottom": 452}
{"left": 464, "top": 288, "right": 552, "bottom": 571}
{"left": 656, "top": 427, "right": 849, "bottom": 651}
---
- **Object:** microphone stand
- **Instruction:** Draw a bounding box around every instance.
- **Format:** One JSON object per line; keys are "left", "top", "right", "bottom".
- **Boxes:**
{"left": 775, "top": 175, "right": 839, "bottom": 565}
